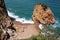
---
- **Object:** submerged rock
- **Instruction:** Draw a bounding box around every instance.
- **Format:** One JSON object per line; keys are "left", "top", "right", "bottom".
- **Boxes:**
{"left": 32, "top": 3, "right": 55, "bottom": 24}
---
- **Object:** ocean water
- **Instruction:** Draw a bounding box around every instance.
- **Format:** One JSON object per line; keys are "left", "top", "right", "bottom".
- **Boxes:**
{"left": 4, "top": 0, "right": 60, "bottom": 28}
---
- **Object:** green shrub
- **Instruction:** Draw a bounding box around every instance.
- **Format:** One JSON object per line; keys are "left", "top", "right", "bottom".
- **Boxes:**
{"left": 0, "top": 29, "right": 3, "bottom": 34}
{"left": 37, "top": 35, "right": 47, "bottom": 40}
{"left": 38, "top": 3, "right": 47, "bottom": 7}
{"left": 38, "top": 3, "right": 47, "bottom": 11}
{"left": 23, "top": 35, "right": 47, "bottom": 40}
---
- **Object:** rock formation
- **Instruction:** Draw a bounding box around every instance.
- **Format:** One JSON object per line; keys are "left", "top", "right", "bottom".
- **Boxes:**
{"left": 0, "top": 0, "right": 55, "bottom": 40}
{"left": 0, "top": 0, "right": 13, "bottom": 40}
{"left": 0, "top": 0, "right": 40, "bottom": 40}
{"left": 32, "top": 3, "right": 55, "bottom": 24}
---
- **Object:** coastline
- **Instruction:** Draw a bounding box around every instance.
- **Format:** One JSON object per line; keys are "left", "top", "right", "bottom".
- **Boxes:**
{"left": 6, "top": 10, "right": 41, "bottom": 39}
{"left": 7, "top": 17, "right": 41, "bottom": 39}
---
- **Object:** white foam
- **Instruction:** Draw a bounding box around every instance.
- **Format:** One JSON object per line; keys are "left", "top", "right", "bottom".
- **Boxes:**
{"left": 52, "top": 20, "right": 60, "bottom": 28}
{"left": 7, "top": 10, "right": 59, "bottom": 29}
{"left": 7, "top": 11, "right": 44, "bottom": 30}
{"left": 7, "top": 11, "right": 34, "bottom": 24}
{"left": 39, "top": 24, "right": 43, "bottom": 30}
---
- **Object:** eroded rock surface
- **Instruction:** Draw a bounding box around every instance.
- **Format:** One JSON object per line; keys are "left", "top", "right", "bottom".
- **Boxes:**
{"left": 9, "top": 21, "right": 40, "bottom": 40}
{"left": 0, "top": 0, "right": 40, "bottom": 40}
{"left": 32, "top": 3, "right": 55, "bottom": 24}
{"left": 0, "top": 0, "right": 13, "bottom": 40}
{"left": 0, "top": 0, "right": 55, "bottom": 40}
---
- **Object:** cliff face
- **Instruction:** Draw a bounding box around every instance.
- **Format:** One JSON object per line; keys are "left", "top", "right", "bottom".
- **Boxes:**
{"left": 0, "top": 0, "right": 11, "bottom": 28}
{"left": 0, "top": 0, "right": 40, "bottom": 40}
{"left": 32, "top": 3, "right": 55, "bottom": 24}
{"left": 0, "top": 0, "right": 12, "bottom": 40}
{"left": 0, "top": 0, "right": 55, "bottom": 40}
{"left": 0, "top": 0, "right": 8, "bottom": 16}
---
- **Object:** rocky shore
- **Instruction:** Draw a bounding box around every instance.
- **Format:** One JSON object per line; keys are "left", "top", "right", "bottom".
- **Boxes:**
{"left": 0, "top": 0, "right": 55, "bottom": 40}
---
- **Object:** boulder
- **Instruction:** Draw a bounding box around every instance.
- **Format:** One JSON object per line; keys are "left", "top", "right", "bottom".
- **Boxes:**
{"left": 32, "top": 3, "right": 55, "bottom": 24}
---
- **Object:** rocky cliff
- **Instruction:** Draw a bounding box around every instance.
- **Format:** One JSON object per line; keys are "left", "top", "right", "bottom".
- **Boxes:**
{"left": 0, "top": 0, "right": 40, "bottom": 40}
{"left": 0, "top": 0, "right": 13, "bottom": 40}
{"left": 32, "top": 3, "right": 55, "bottom": 24}
{"left": 0, "top": 0, "right": 55, "bottom": 40}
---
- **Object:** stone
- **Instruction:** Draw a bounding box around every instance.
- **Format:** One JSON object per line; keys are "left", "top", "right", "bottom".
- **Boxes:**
{"left": 32, "top": 3, "right": 55, "bottom": 24}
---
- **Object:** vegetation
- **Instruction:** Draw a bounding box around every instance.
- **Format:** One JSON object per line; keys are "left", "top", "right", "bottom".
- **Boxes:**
{"left": 38, "top": 3, "right": 48, "bottom": 11}
{"left": 40, "top": 24, "right": 60, "bottom": 40}
{"left": 21, "top": 35, "right": 47, "bottom": 40}
{"left": 0, "top": 29, "right": 3, "bottom": 34}
{"left": 20, "top": 24, "right": 60, "bottom": 40}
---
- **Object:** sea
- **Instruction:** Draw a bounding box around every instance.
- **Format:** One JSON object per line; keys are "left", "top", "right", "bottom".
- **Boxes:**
{"left": 5, "top": 0, "right": 60, "bottom": 34}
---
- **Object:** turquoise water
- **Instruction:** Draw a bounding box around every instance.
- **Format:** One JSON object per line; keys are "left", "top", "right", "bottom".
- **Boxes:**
{"left": 5, "top": 0, "right": 60, "bottom": 19}
{"left": 5, "top": 0, "right": 60, "bottom": 26}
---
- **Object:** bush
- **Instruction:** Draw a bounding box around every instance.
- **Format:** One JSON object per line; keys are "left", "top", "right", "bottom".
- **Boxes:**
{"left": 22, "top": 35, "right": 47, "bottom": 40}
{"left": 38, "top": 3, "right": 47, "bottom": 11}
{"left": 38, "top": 3, "right": 47, "bottom": 7}
{"left": 0, "top": 29, "right": 3, "bottom": 34}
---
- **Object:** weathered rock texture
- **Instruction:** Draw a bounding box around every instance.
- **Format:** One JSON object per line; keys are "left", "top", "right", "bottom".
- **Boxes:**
{"left": 0, "top": 0, "right": 55, "bottom": 40}
{"left": 0, "top": 0, "right": 13, "bottom": 40}
{"left": 32, "top": 3, "right": 55, "bottom": 24}
{"left": 10, "top": 21, "right": 40, "bottom": 40}
{"left": 0, "top": 0, "right": 40, "bottom": 40}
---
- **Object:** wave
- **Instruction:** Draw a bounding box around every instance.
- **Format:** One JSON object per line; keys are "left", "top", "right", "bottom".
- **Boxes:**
{"left": 7, "top": 11, "right": 34, "bottom": 24}
{"left": 52, "top": 20, "right": 60, "bottom": 28}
